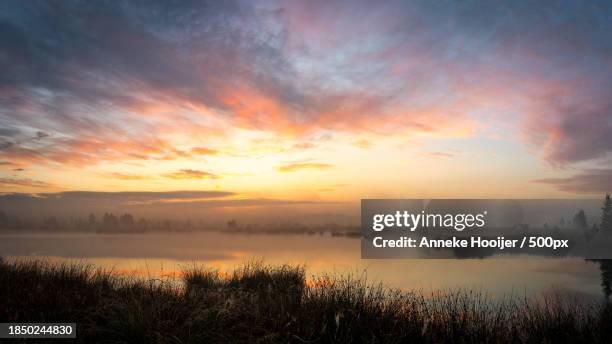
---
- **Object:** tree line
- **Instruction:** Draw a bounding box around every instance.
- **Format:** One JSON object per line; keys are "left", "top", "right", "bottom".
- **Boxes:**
{"left": 0, "top": 211, "right": 202, "bottom": 232}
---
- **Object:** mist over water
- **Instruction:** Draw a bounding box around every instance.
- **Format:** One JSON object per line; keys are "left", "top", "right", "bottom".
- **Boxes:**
{"left": 0, "top": 231, "right": 604, "bottom": 300}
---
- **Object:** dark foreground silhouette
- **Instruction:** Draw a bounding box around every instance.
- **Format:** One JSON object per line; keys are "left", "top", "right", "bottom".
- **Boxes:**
{"left": 1, "top": 258, "right": 611, "bottom": 343}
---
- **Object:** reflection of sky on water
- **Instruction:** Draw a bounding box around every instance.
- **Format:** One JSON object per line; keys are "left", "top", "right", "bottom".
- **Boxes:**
{"left": 0, "top": 232, "right": 603, "bottom": 300}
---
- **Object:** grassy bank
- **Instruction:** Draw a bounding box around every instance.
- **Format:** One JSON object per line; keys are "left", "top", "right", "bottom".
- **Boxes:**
{"left": 1, "top": 258, "right": 611, "bottom": 343}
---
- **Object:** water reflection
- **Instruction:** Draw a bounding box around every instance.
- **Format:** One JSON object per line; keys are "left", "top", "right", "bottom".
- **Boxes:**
{"left": 0, "top": 231, "right": 605, "bottom": 300}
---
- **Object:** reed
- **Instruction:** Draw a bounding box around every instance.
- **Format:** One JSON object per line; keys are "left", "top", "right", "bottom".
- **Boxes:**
{"left": 1, "top": 258, "right": 610, "bottom": 343}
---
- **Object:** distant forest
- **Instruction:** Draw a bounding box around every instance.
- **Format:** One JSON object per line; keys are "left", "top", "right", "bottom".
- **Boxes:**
{"left": 0, "top": 210, "right": 200, "bottom": 232}
{"left": 0, "top": 194, "right": 610, "bottom": 235}
{"left": 0, "top": 209, "right": 360, "bottom": 235}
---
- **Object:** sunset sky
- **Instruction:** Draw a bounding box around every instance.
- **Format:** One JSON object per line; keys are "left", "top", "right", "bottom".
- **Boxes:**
{"left": 1, "top": 0, "right": 611, "bottom": 209}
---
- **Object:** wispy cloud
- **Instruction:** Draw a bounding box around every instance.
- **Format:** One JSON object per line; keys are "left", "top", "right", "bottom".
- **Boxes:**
{"left": 0, "top": 191, "right": 333, "bottom": 219}
{"left": 0, "top": 178, "right": 53, "bottom": 188}
{"left": 277, "top": 163, "right": 333, "bottom": 173}
{"left": 353, "top": 139, "right": 372, "bottom": 149}
{"left": 56, "top": 190, "right": 233, "bottom": 200}
{"left": 532, "top": 169, "right": 612, "bottom": 193}
{"left": 103, "top": 172, "right": 151, "bottom": 180}
{"left": 292, "top": 142, "right": 315, "bottom": 150}
{"left": 190, "top": 147, "right": 218, "bottom": 156}
{"left": 424, "top": 151, "right": 456, "bottom": 159}
{"left": 149, "top": 198, "right": 335, "bottom": 207}
{"left": 0, "top": 190, "right": 238, "bottom": 213}
{"left": 163, "top": 169, "right": 219, "bottom": 180}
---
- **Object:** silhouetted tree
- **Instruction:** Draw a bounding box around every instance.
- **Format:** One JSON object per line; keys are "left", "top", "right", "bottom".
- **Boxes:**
{"left": 120, "top": 213, "right": 134, "bottom": 228}
{"left": 585, "top": 223, "right": 599, "bottom": 242}
{"left": 88, "top": 213, "right": 96, "bottom": 226}
{"left": 102, "top": 213, "right": 118, "bottom": 228}
{"left": 227, "top": 219, "right": 238, "bottom": 230}
{"left": 599, "top": 260, "right": 612, "bottom": 301}
{"left": 596, "top": 195, "right": 612, "bottom": 300}
{"left": 572, "top": 210, "right": 588, "bottom": 229}
{"left": 602, "top": 194, "right": 612, "bottom": 233}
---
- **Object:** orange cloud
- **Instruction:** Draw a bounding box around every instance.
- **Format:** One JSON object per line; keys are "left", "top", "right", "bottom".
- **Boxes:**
{"left": 292, "top": 142, "right": 316, "bottom": 150}
{"left": 163, "top": 169, "right": 219, "bottom": 180}
{"left": 0, "top": 135, "right": 213, "bottom": 168}
{"left": 0, "top": 178, "right": 53, "bottom": 188}
{"left": 103, "top": 172, "right": 151, "bottom": 180}
{"left": 276, "top": 163, "right": 333, "bottom": 173}
{"left": 353, "top": 139, "right": 372, "bottom": 149}
{"left": 190, "top": 147, "right": 218, "bottom": 156}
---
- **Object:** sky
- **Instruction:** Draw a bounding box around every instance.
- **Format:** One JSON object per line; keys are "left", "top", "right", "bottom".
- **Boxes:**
{"left": 0, "top": 0, "right": 611, "bottom": 215}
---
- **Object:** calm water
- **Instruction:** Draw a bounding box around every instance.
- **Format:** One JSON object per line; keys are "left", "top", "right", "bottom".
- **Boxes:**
{"left": 0, "top": 231, "right": 605, "bottom": 300}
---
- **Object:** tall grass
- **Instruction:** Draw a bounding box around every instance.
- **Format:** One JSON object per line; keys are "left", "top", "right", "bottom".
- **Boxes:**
{"left": 1, "top": 258, "right": 611, "bottom": 343}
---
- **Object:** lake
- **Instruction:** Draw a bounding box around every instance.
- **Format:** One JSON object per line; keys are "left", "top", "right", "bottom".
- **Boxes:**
{"left": 0, "top": 231, "right": 605, "bottom": 300}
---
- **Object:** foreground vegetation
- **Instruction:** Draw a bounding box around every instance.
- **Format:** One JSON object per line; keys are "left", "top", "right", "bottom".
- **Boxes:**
{"left": 1, "top": 258, "right": 611, "bottom": 343}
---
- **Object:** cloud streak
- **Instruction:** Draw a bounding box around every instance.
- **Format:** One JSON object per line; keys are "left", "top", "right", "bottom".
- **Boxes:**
{"left": 163, "top": 169, "right": 219, "bottom": 180}
{"left": 532, "top": 169, "right": 612, "bottom": 194}
{"left": 0, "top": 178, "right": 53, "bottom": 188}
{"left": 103, "top": 173, "right": 152, "bottom": 181}
{"left": 0, "top": 191, "right": 333, "bottom": 220}
{"left": 0, "top": 190, "right": 234, "bottom": 202}
{"left": 277, "top": 163, "right": 333, "bottom": 173}
{"left": 424, "top": 151, "right": 456, "bottom": 159}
